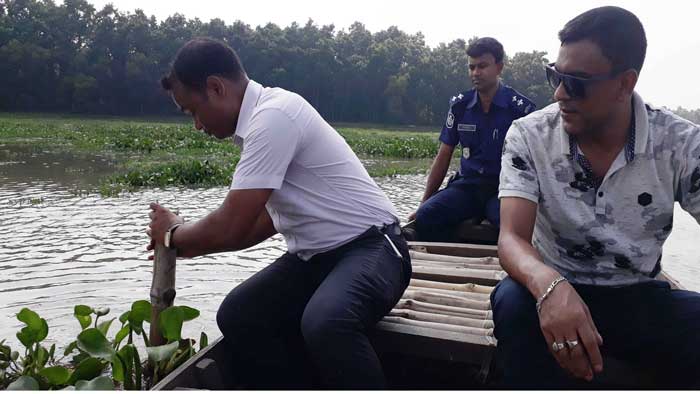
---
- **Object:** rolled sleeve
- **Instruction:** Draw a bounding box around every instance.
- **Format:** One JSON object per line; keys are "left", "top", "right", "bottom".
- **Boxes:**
{"left": 231, "top": 109, "right": 301, "bottom": 190}
{"left": 498, "top": 122, "right": 540, "bottom": 203}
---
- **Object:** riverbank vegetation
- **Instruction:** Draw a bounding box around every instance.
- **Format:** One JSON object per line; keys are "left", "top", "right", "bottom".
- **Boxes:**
{"left": 0, "top": 114, "right": 442, "bottom": 195}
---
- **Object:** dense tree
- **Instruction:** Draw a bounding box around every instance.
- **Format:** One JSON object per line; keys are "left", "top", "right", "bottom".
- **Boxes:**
{"left": 0, "top": 0, "right": 695, "bottom": 124}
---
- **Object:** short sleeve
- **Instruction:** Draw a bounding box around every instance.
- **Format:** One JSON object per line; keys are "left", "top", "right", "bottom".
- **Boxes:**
{"left": 439, "top": 105, "right": 459, "bottom": 146}
{"left": 675, "top": 123, "right": 700, "bottom": 221}
{"left": 498, "top": 121, "right": 540, "bottom": 203}
{"left": 231, "top": 109, "right": 301, "bottom": 190}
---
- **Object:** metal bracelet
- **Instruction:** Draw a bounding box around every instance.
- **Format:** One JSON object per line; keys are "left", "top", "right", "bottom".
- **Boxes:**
{"left": 535, "top": 276, "right": 567, "bottom": 314}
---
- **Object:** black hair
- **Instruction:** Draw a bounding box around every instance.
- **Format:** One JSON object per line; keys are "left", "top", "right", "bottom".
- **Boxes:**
{"left": 558, "top": 6, "right": 647, "bottom": 74}
{"left": 161, "top": 37, "right": 246, "bottom": 91}
{"left": 466, "top": 37, "right": 505, "bottom": 64}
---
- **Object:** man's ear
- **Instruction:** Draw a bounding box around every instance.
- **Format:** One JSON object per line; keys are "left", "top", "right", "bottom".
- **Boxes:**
{"left": 618, "top": 69, "right": 638, "bottom": 101}
{"left": 206, "top": 76, "right": 226, "bottom": 99}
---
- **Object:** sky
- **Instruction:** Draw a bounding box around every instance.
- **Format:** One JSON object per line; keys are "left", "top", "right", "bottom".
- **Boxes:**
{"left": 84, "top": 0, "right": 700, "bottom": 110}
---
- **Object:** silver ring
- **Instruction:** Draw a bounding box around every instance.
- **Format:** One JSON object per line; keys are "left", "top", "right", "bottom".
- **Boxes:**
{"left": 552, "top": 341, "right": 566, "bottom": 352}
{"left": 566, "top": 340, "right": 579, "bottom": 349}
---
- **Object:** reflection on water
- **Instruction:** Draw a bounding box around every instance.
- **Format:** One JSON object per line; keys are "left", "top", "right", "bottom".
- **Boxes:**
{"left": 1, "top": 147, "right": 699, "bottom": 349}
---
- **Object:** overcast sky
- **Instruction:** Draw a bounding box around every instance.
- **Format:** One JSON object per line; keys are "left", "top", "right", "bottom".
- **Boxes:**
{"left": 85, "top": 0, "right": 700, "bottom": 110}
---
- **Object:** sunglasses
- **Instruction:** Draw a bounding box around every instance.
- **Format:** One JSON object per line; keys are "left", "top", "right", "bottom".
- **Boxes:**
{"left": 545, "top": 63, "right": 618, "bottom": 99}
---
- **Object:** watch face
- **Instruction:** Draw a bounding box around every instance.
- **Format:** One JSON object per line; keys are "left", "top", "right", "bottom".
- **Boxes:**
{"left": 164, "top": 231, "right": 172, "bottom": 248}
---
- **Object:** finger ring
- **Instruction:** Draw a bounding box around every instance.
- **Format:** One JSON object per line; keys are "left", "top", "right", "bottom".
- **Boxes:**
{"left": 552, "top": 341, "right": 566, "bottom": 352}
{"left": 566, "top": 340, "right": 579, "bottom": 349}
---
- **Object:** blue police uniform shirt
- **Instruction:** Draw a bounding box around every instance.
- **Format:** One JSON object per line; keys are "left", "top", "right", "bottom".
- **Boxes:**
{"left": 439, "top": 83, "right": 535, "bottom": 184}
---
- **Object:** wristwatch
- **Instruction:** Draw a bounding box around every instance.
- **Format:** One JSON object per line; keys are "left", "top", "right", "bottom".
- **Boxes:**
{"left": 164, "top": 223, "right": 182, "bottom": 249}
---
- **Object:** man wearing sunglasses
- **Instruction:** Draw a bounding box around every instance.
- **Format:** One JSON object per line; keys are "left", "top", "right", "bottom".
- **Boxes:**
{"left": 493, "top": 6, "right": 700, "bottom": 388}
{"left": 409, "top": 37, "right": 535, "bottom": 241}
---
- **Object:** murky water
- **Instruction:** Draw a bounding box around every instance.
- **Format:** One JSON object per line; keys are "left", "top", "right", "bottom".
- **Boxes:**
{"left": 1, "top": 148, "right": 699, "bottom": 350}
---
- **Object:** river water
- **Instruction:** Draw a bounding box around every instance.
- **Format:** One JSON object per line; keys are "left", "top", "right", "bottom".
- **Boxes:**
{"left": 1, "top": 147, "right": 699, "bottom": 349}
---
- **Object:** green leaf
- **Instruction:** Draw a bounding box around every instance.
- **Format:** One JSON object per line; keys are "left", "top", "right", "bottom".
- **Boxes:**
{"left": 77, "top": 328, "right": 115, "bottom": 360}
{"left": 7, "top": 375, "right": 40, "bottom": 390}
{"left": 17, "top": 326, "right": 37, "bottom": 347}
{"left": 74, "top": 305, "right": 93, "bottom": 316}
{"left": 180, "top": 306, "right": 200, "bottom": 321}
{"left": 110, "top": 353, "right": 125, "bottom": 383}
{"left": 159, "top": 306, "right": 184, "bottom": 342}
{"left": 113, "top": 326, "right": 129, "bottom": 348}
{"left": 36, "top": 345, "right": 49, "bottom": 367}
{"left": 49, "top": 344, "right": 56, "bottom": 360}
{"left": 130, "top": 300, "right": 151, "bottom": 323}
{"left": 39, "top": 365, "right": 72, "bottom": 385}
{"left": 75, "top": 315, "right": 92, "bottom": 330}
{"left": 37, "top": 318, "right": 49, "bottom": 342}
{"left": 118, "top": 311, "right": 129, "bottom": 324}
{"left": 64, "top": 341, "right": 78, "bottom": 356}
{"left": 97, "top": 318, "right": 115, "bottom": 336}
{"left": 68, "top": 357, "right": 105, "bottom": 384}
{"left": 146, "top": 341, "right": 178, "bottom": 363}
{"left": 199, "top": 332, "right": 208, "bottom": 351}
{"left": 75, "top": 376, "right": 114, "bottom": 390}
{"left": 17, "top": 308, "right": 43, "bottom": 331}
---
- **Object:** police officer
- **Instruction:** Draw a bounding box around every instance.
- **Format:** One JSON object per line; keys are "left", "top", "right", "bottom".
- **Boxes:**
{"left": 410, "top": 37, "right": 535, "bottom": 241}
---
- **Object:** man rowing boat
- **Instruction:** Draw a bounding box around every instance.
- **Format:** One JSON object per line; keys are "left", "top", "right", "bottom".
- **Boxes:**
{"left": 146, "top": 38, "right": 411, "bottom": 389}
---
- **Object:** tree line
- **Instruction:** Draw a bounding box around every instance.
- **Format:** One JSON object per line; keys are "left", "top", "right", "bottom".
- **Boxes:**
{"left": 0, "top": 0, "right": 696, "bottom": 126}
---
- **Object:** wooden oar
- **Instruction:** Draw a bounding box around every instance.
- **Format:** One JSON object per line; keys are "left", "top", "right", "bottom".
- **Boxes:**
{"left": 149, "top": 244, "right": 177, "bottom": 346}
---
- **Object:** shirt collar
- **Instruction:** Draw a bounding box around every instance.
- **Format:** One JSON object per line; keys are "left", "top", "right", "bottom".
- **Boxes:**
{"left": 466, "top": 82, "right": 508, "bottom": 109}
{"left": 558, "top": 91, "right": 649, "bottom": 157}
{"left": 234, "top": 79, "right": 263, "bottom": 141}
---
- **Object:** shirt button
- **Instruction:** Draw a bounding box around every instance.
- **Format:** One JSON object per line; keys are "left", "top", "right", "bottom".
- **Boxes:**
{"left": 598, "top": 191, "right": 604, "bottom": 197}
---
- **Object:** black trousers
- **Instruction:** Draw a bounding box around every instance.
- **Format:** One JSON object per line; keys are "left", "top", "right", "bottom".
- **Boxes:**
{"left": 216, "top": 225, "right": 412, "bottom": 389}
{"left": 491, "top": 276, "right": 700, "bottom": 389}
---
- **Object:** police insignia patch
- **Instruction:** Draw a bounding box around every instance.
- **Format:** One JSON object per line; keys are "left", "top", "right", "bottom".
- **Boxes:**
{"left": 462, "top": 147, "right": 470, "bottom": 159}
{"left": 446, "top": 112, "right": 455, "bottom": 128}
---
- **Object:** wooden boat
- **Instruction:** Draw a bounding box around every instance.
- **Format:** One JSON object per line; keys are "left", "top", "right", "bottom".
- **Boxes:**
{"left": 152, "top": 221, "right": 685, "bottom": 390}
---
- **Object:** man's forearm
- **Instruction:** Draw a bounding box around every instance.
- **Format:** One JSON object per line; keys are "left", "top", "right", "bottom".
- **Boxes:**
{"left": 422, "top": 151, "right": 452, "bottom": 202}
{"left": 499, "top": 231, "right": 562, "bottom": 299}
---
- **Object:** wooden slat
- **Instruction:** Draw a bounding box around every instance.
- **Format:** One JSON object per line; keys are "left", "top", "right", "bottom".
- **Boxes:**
{"left": 402, "top": 290, "right": 491, "bottom": 310}
{"left": 412, "top": 259, "right": 502, "bottom": 271}
{"left": 389, "top": 308, "right": 494, "bottom": 330}
{"left": 408, "top": 242, "right": 498, "bottom": 258}
{"left": 410, "top": 250, "right": 501, "bottom": 265}
{"left": 382, "top": 316, "right": 494, "bottom": 337}
{"left": 410, "top": 278, "right": 494, "bottom": 294}
{"left": 394, "top": 299, "right": 493, "bottom": 320}
{"left": 406, "top": 286, "right": 491, "bottom": 301}
{"left": 411, "top": 265, "right": 505, "bottom": 285}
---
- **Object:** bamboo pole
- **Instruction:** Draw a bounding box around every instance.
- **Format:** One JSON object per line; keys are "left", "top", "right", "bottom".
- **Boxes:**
{"left": 382, "top": 316, "right": 494, "bottom": 337}
{"left": 409, "top": 250, "right": 501, "bottom": 265}
{"left": 394, "top": 299, "right": 493, "bottom": 320}
{"left": 410, "top": 279, "right": 495, "bottom": 294}
{"left": 401, "top": 290, "right": 491, "bottom": 310}
{"left": 389, "top": 308, "right": 494, "bottom": 329}
{"left": 149, "top": 244, "right": 177, "bottom": 346}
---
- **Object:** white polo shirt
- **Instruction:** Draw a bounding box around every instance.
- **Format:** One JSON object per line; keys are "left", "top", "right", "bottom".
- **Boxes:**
{"left": 231, "top": 80, "right": 399, "bottom": 260}
{"left": 499, "top": 92, "right": 700, "bottom": 286}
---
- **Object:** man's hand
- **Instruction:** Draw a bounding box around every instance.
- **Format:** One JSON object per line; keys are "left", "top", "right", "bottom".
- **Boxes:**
{"left": 407, "top": 210, "right": 418, "bottom": 222}
{"left": 537, "top": 280, "right": 604, "bottom": 381}
{"left": 146, "top": 202, "right": 183, "bottom": 260}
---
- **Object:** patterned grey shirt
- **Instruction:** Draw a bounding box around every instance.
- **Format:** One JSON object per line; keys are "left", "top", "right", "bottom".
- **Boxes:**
{"left": 499, "top": 92, "right": 700, "bottom": 286}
